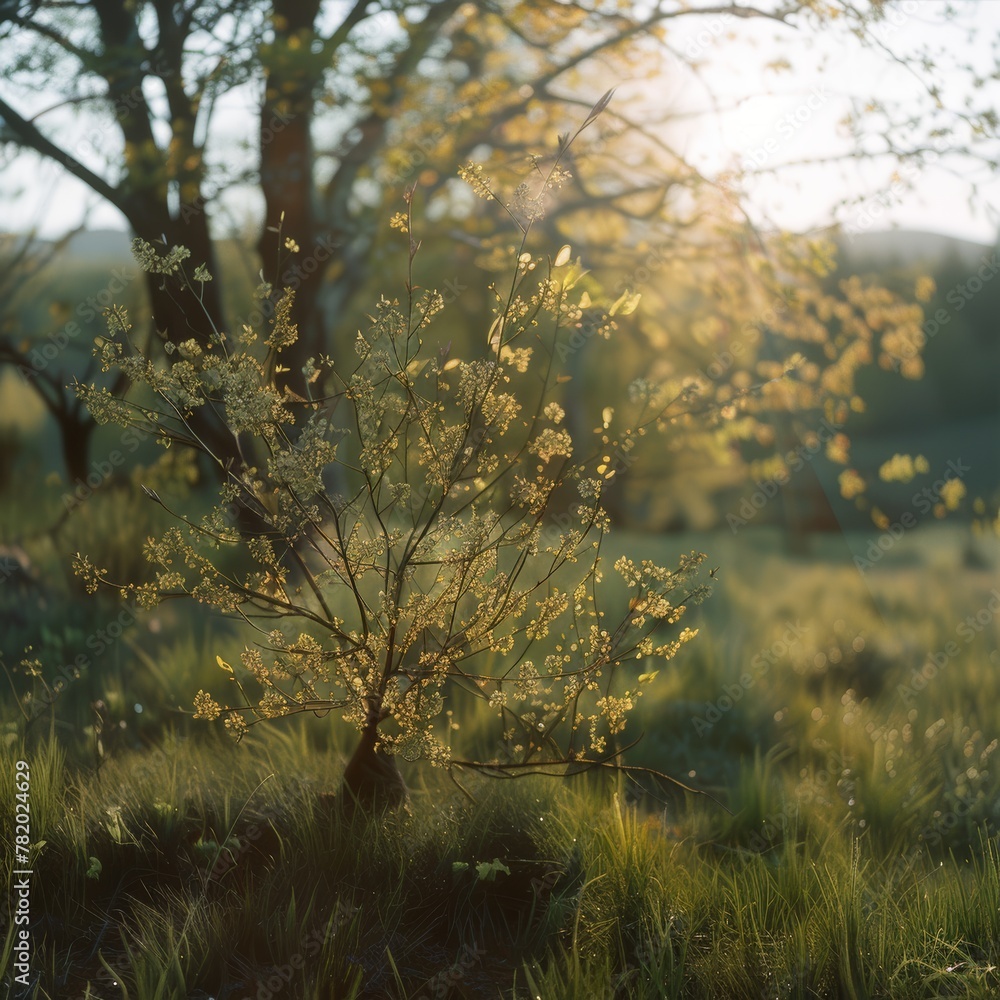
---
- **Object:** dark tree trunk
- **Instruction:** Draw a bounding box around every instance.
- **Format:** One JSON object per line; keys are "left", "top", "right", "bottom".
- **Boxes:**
{"left": 87, "top": 2, "right": 229, "bottom": 350}
{"left": 341, "top": 709, "right": 408, "bottom": 813}
{"left": 60, "top": 413, "right": 97, "bottom": 488}
{"left": 257, "top": 0, "right": 327, "bottom": 395}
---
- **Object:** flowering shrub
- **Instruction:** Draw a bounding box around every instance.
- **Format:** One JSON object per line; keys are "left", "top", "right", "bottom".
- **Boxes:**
{"left": 73, "top": 97, "right": 710, "bottom": 806}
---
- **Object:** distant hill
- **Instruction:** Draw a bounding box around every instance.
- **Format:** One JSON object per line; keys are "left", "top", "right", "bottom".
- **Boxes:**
{"left": 63, "top": 228, "right": 132, "bottom": 260}
{"left": 836, "top": 228, "right": 993, "bottom": 272}
{"left": 8, "top": 224, "right": 993, "bottom": 279}
{"left": 0, "top": 227, "right": 133, "bottom": 266}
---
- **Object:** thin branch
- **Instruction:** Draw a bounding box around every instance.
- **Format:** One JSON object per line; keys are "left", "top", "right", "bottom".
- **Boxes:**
{"left": 0, "top": 93, "right": 127, "bottom": 213}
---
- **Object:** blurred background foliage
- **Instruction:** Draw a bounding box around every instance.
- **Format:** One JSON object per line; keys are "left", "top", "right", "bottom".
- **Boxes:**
{"left": 0, "top": 0, "right": 996, "bottom": 829}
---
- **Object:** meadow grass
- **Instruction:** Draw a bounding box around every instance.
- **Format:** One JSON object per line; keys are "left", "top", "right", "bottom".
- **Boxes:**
{"left": 2, "top": 524, "right": 999, "bottom": 998}
{"left": 2, "top": 728, "right": 1000, "bottom": 998}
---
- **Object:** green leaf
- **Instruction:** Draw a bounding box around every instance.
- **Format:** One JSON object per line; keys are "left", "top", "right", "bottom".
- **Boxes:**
{"left": 561, "top": 263, "right": 590, "bottom": 291}
{"left": 475, "top": 858, "right": 511, "bottom": 881}
{"left": 104, "top": 806, "right": 138, "bottom": 846}
{"left": 86, "top": 856, "right": 102, "bottom": 880}
{"left": 609, "top": 289, "right": 641, "bottom": 317}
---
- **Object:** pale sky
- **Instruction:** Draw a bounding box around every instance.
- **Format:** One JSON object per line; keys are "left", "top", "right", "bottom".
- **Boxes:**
{"left": 664, "top": 0, "right": 1000, "bottom": 243}
{"left": 2, "top": 0, "right": 998, "bottom": 245}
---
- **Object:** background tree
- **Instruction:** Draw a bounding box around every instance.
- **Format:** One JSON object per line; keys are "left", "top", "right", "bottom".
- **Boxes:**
{"left": 0, "top": 0, "right": 995, "bottom": 524}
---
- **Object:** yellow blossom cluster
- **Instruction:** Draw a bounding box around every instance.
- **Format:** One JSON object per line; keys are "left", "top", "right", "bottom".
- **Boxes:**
{"left": 69, "top": 141, "right": 710, "bottom": 772}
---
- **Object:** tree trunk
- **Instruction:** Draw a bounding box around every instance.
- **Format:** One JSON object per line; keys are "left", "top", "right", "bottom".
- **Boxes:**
{"left": 60, "top": 412, "right": 96, "bottom": 488}
{"left": 340, "top": 709, "right": 408, "bottom": 813}
{"left": 257, "top": 0, "right": 327, "bottom": 396}
{"left": 125, "top": 196, "right": 269, "bottom": 525}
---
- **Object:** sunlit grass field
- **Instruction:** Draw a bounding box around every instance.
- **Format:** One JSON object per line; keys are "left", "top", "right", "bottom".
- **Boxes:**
{"left": 3, "top": 500, "right": 1000, "bottom": 998}
{"left": 5, "top": 733, "right": 1000, "bottom": 999}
